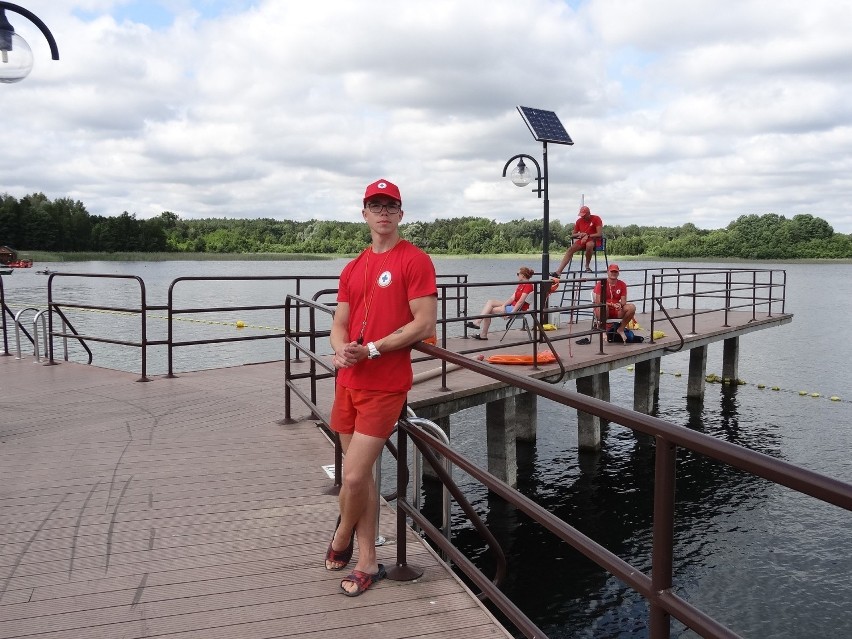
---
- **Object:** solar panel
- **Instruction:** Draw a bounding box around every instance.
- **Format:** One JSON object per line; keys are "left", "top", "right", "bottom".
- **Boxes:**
{"left": 517, "top": 106, "right": 573, "bottom": 145}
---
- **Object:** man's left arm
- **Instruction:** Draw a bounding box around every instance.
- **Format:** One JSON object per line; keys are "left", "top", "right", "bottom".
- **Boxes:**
{"left": 373, "top": 295, "right": 437, "bottom": 354}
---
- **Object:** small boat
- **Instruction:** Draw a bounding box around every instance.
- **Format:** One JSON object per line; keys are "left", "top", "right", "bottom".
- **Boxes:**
{"left": 0, "top": 268, "right": 12, "bottom": 275}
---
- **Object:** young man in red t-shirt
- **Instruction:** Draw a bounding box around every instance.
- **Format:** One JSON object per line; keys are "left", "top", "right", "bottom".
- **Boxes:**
{"left": 326, "top": 179, "right": 437, "bottom": 596}
{"left": 593, "top": 263, "right": 636, "bottom": 343}
{"left": 552, "top": 205, "right": 604, "bottom": 276}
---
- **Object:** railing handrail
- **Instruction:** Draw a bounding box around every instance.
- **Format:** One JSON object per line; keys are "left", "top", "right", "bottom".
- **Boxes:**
{"left": 387, "top": 341, "right": 851, "bottom": 638}
{"left": 13, "top": 267, "right": 789, "bottom": 383}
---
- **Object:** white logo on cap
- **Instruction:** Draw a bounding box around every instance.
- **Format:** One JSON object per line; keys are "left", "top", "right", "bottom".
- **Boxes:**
{"left": 378, "top": 270, "right": 392, "bottom": 287}
{"left": 377, "top": 182, "right": 387, "bottom": 189}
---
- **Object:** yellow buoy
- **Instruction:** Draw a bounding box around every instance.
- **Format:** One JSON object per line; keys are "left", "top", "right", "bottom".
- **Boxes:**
{"left": 830, "top": 396, "right": 841, "bottom": 402}
{"left": 236, "top": 320, "right": 246, "bottom": 328}
{"left": 810, "top": 392, "right": 820, "bottom": 398}
{"left": 771, "top": 386, "right": 780, "bottom": 391}
{"left": 798, "top": 391, "right": 807, "bottom": 396}
{"left": 757, "top": 384, "right": 765, "bottom": 389}
{"left": 626, "top": 365, "right": 634, "bottom": 371}
{"left": 674, "top": 372, "right": 682, "bottom": 377}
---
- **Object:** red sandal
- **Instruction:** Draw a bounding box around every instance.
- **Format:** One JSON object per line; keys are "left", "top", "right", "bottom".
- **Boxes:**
{"left": 324, "top": 516, "right": 355, "bottom": 571}
{"left": 340, "top": 564, "right": 386, "bottom": 596}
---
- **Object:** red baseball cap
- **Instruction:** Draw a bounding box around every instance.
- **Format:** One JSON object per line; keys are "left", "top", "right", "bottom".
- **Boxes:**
{"left": 608, "top": 263, "right": 620, "bottom": 272}
{"left": 364, "top": 179, "right": 402, "bottom": 205}
{"left": 578, "top": 205, "right": 591, "bottom": 217}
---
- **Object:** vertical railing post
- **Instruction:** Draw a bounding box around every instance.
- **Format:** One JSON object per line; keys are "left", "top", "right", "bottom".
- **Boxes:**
{"left": 723, "top": 271, "right": 732, "bottom": 327}
{"left": 308, "top": 300, "right": 318, "bottom": 409}
{"left": 138, "top": 277, "right": 150, "bottom": 382}
{"left": 167, "top": 280, "right": 176, "bottom": 377}
{"left": 440, "top": 288, "right": 450, "bottom": 391}
{"left": 650, "top": 436, "right": 677, "bottom": 638}
{"left": 751, "top": 271, "right": 758, "bottom": 321}
{"left": 0, "top": 276, "right": 8, "bottom": 355}
{"left": 284, "top": 296, "right": 292, "bottom": 422}
{"left": 691, "top": 273, "right": 698, "bottom": 336}
{"left": 650, "top": 275, "right": 657, "bottom": 344}
{"left": 387, "top": 420, "right": 423, "bottom": 581}
{"left": 294, "top": 278, "right": 302, "bottom": 362}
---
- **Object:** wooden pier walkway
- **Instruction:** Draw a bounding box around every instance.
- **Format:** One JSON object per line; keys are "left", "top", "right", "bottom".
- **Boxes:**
{"left": 0, "top": 356, "right": 511, "bottom": 639}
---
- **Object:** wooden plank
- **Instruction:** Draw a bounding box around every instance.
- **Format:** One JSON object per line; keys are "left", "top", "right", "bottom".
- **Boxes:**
{"left": 0, "top": 356, "right": 511, "bottom": 639}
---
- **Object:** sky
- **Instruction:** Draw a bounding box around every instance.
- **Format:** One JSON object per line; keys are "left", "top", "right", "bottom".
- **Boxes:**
{"left": 3, "top": 0, "right": 852, "bottom": 233}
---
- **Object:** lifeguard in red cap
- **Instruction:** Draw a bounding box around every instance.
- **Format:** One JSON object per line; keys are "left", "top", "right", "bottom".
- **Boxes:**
{"left": 593, "top": 263, "right": 636, "bottom": 343}
{"left": 551, "top": 204, "right": 604, "bottom": 276}
{"left": 326, "top": 178, "right": 437, "bottom": 596}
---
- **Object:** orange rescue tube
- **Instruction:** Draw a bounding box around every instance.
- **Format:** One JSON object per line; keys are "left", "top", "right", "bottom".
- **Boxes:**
{"left": 486, "top": 351, "right": 558, "bottom": 365}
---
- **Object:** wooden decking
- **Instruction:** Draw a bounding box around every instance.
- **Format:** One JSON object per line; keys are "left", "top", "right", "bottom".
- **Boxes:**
{"left": 0, "top": 357, "right": 511, "bottom": 639}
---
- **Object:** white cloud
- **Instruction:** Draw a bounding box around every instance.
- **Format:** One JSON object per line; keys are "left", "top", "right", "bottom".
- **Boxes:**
{"left": 2, "top": 0, "right": 852, "bottom": 233}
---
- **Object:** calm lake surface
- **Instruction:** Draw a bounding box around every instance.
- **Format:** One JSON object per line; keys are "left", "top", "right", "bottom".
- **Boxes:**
{"left": 3, "top": 258, "right": 851, "bottom": 637}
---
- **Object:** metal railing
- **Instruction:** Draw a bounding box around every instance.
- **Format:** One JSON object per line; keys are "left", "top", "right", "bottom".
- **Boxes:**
{"left": 276, "top": 284, "right": 852, "bottom": 637}
{"left": 46, "top": 273, "right": 145, "bottom": 378}
{"left": 7, "top": 267, "right": 787, "bottom": 382}
{"left": 390, "top": 344, "right": 851, "bottom": 639}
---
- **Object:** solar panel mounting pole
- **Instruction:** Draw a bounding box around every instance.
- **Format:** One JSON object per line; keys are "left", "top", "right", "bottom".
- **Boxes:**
{"left": 504, "top": 106, "right": 573, "bottom": 331}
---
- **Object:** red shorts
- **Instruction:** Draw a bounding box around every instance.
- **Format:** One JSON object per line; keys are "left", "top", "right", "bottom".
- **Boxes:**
{"left": 606, "top": 303, "right": 623, "bottom": 319}
{"left": 573, "top": 237, "right": 602, "bottom": 249}
{"left": 330, "top": 385, "right": 407, "bottom": 439}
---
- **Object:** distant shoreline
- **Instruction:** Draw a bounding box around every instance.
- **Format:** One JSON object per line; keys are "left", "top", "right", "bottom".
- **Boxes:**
{"left": 15, "top": 251, "right": 852, "bottom": 264}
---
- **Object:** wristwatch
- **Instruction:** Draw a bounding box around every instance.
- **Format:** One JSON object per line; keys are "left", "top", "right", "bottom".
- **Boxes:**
{"left": 366, "top": 342, "right": 381, "bottom": 360}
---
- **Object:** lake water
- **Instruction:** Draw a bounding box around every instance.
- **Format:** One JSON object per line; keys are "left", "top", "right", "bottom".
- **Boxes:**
{"left": 3, "top": 258, "right": 851, "bottom": 637}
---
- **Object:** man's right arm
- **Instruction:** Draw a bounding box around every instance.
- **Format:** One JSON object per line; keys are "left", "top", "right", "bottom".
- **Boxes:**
{"left": 331, "top": 302, "right": 358, "bottom": 369}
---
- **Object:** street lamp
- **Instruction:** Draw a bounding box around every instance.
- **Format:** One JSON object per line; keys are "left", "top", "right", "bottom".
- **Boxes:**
{"left": 502, "top": 105, "right": 573, "bottom": 326}
{"left": 0, "top": 2, "right": 59, "bottom": 83}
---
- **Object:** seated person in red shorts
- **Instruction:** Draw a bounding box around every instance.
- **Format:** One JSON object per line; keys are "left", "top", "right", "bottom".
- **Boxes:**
{"left": 593, "top": 263, "right": 636, "bottom": 344}
{"left": 465, "top": 266, "right": 534, "bottom": 340}
{"left": 552, "top": 205, "right": 603, "bottom": 276}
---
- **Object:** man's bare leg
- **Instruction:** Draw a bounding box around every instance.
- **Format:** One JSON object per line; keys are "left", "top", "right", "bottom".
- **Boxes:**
{"left": 335, "top": 432, "right": 387, "bottom": 593}
{"left": 616, "top": 303, "right": 636, "bottom": 342}
{"left": 554, "top": 244, "right": 580, "bottom": 276}
{"left": 584, "top": 241, "right": 595, "bottom": 270}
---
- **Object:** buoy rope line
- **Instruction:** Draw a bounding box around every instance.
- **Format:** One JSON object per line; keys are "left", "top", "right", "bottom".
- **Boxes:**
{"left": 624, "top": 365, "right": 846, "bottom": 404}
{"left": 4, "top": 303, "right": 284, "bottom": 331}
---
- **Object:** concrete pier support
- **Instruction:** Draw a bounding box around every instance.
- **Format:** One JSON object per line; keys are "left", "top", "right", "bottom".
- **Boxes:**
{"left": 687, "top": 346, "right": 708, "bottom": 401}
{"left": 486, "top": 397, "right": 517, "bottom": 487}
{"left": 634, "top": 357, "right": 661, "bottom": 414}
{"left": 514, "top": 392, "right": 537, "bottom": 442}
{"left": 576, "top": 373, "right": 610, "bottom": 451}
{"left": 722, "top": 337, "right": 740, "bottom": 381}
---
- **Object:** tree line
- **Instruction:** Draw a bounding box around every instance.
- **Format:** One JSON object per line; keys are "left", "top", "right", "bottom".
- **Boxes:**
{"left": 2, "top": 192, "right": 851, "bottom": 259}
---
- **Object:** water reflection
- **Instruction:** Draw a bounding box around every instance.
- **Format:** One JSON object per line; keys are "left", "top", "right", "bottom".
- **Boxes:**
{"left": 418, "top": 372, "right": 845, "bottom": 637}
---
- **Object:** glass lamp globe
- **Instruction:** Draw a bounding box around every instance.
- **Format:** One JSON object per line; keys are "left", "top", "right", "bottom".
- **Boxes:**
{"left": 0, "top": 32, "right": 34, "bottom": 84}
{"left": 511, "top": 161, "right": 533, "bottom": 187}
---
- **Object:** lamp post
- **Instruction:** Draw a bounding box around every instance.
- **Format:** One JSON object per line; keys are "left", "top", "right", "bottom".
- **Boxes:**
{"left": 502, "top": 106, "right": 572, "bottom": 327}
{"left": 0, "top": 2, "right": 59, "bottom": 83}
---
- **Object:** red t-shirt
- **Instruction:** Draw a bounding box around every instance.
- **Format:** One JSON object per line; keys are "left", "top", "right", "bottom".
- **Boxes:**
{"left": 512, "top": 282, "right": 534, "bottom": 311}
{"left": 573, "top": 215, "right": 603, "bottom": 248}
{"left": 336, "top": 240, "right": 437, "bottom": 392}
{"left": 593, "top": 278, "right": 627, "bottom": 305}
